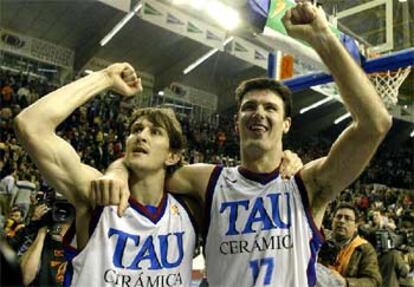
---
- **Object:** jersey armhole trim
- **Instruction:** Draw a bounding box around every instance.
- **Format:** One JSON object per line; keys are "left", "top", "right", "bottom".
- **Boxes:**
{"left": 294, "top": 173, "right": 325, "bottom": 243}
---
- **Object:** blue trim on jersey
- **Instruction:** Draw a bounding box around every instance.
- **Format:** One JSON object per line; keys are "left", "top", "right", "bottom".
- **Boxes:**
{"left": 202, "top": 165, "right": 223, "bottom": 250}
{"left": 307, "top": 233, "right": 324, "bottom": 287}
{"left": 173, "top": 195, "right": 198, "bottom": 237}
{"left": 238, "top": 166, "right": 279, "bottom": 185}
{"left": 294, "top": 173, "right": 324, "bottom": 242}
{"left": 62, "top": 220, "right": 77, "bottom": 250}
{"left": 63, "top": 259, "right": 74, "bottom": 287}
{"left": 294, "top": 172, "right": 325, "bottom": 287}
{"left": 63, "top": 245, "right": 79, "bottom": 287}
{"left": 128, "top": 192, "right": 168, "bottom": 224}
{"left": 145, "top": 204, "right": 158, "bottom": 214}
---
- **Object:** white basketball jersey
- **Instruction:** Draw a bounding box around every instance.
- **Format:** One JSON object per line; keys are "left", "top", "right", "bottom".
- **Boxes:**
{"left": 64, "top": 193, "right": 196, "bottom": 287}
{"left": 204, "top": 166, "right": 324, "bottom": 287}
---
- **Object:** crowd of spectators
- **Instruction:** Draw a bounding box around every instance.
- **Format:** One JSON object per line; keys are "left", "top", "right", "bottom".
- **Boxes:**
{"left": 0, "top": 68, "right": 413, "bottom": 286}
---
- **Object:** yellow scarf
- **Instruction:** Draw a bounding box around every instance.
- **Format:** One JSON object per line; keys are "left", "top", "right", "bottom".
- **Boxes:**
{"left": 331, "top": 235, "right": 367, "bottom": 275}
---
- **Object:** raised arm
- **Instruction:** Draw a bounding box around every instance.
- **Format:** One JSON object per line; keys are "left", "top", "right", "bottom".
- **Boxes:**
{"left": 14, "top": 63, "right": 141, "bottom": 208}
{"left": 283, "top": 3, "right": 392, "bottom": 223}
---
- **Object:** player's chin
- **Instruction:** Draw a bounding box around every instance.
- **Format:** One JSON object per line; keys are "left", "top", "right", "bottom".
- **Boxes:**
{"left": 124, "top": 156, "right": 143, "bottom": 168}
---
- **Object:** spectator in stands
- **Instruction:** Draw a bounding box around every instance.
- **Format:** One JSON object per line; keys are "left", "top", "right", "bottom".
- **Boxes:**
{"left": 20, "top": 219, "right": 72, "bottom": 286}
{"left": 371, "top": 209, "right": 396, "bottom": 230}
{"left": 4, "top": 205, "right": 25, "bottom": 238}
{"left": 378, "top": 248, "right": 410, "bottom": 287}
{"left": 319, "top": 202, "right": 382, "bottom": 287}
{"left": 10, "top": 172, "right": 36, "bottom": 219}
{"left": 0, "top": 168, "right": 16, "bottom": 217}
{"left": 1, "top": 80, "right": 14, "bottom": 107}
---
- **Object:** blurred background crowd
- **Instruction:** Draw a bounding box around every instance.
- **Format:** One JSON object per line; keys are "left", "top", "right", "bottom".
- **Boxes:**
{"left": 0, "top": 67, "right": 413, "bottom": 287}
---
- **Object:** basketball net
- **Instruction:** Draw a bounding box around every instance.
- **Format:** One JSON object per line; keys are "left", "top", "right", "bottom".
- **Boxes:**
{"left": 368, "top": 66, "right": 412, "bottom": 108}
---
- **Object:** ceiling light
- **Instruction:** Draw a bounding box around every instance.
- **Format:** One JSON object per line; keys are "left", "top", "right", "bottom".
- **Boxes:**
{"left": 183, "top": 48, "right": 219, "bottom": 75}
{"left": 183, "top": 36, "right": 234, "bottom": 75}
{"left": 206, "top": 1, "right": 240, "bottom": 30}
{"left": 300, "top": 96, "right": 333, "bottom": 114}
{"left": 334, "top": 112, "right": 351, "bottom": 125}
{"left": 100, "top": 2, "right": 142, "bottom": 46}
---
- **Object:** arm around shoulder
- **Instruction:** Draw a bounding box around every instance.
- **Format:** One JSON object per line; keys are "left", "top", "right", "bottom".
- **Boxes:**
{"left": 167, "top": 164, "right": 217, "bottom": 202}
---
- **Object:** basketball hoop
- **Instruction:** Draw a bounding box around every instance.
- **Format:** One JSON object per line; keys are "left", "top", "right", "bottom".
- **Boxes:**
{"left": 368, "top": 66, "right": 412, "bottom": 108}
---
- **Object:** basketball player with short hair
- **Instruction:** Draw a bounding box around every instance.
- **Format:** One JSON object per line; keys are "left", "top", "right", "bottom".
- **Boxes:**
{"left": 92, "top": 2, "right": 392, "bottom": 286}
{"left": 14, "top": 63, "right": 199, "bottom": 286}
{"left": 14, "top": 63, "right": 301, "bottom": 287}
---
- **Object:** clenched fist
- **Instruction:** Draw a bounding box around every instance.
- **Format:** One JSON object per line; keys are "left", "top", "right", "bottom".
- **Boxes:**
{"left": 282, "top": 1, "right": 331, "bottom": 47}
{"left": 103, "top": 62, "right": 143, "bottom": 97}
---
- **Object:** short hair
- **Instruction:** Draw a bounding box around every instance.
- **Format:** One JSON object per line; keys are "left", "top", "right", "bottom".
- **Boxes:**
{"left": 333, "top": 202, "right": 359, "bottom": 221}
{"left": 10, "top": 206, "right": 23, "bottom": 216}
{"left": 127, "top": 108, "right": 185, "bottom": 174}
{"left": 234, "top": 78, "right": 292, "bottom": 118}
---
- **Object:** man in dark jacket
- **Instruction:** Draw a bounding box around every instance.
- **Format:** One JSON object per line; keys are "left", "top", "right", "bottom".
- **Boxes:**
{"left": 320, "top": 202, "right": 382, "bottom": 287}
{"left": 379, "top": 249, "right": 410, "bottom": 287}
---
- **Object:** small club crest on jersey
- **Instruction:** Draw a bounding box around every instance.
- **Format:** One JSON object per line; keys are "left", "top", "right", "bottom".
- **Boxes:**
{"left": 170, "top": 204, "right": 180, "bottom": 215}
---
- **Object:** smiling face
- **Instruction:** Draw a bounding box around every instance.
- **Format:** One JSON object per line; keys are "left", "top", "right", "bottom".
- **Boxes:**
{"left": 237, "top": 89, "right": 291, "bottom": 157}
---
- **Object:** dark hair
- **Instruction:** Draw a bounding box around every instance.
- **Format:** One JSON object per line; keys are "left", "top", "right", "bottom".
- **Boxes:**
{"left": 334, "top": 202, "right": 359, "bottom": 221}
{"left": 235, "top": 78, "right": 292, "bottom": 118}
{"left": 10, "top": 206, "right": 23, "bottom": 216}
{"left": 127, "top": 108, "right": 185, "bottom": 174}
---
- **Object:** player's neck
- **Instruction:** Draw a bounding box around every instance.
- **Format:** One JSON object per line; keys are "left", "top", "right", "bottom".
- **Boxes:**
{"left": 129, "top": 170, "right": 166, "bottom": 206}
{"left": 240, "top": 148, "right": 282, "bottom": 173}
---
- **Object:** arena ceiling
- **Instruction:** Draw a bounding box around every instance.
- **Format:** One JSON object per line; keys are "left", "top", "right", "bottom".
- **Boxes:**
{"left": 1, "top": 0, "right": 413, "bottom": 140}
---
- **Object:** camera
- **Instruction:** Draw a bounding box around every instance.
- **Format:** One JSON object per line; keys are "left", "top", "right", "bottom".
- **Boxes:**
{"left": 374, "top": 230, "right": 403, "bottom": 252}
{"left": 51, "top": 200, "right": 74, "bottom": 223}
{"left": 35, "top": 190, "right": 53, "bottom": 205}
{"left": 318, "top": 239, "right": 342, "bottom": 266}
{"left": 35, "top": 190, "right": 74, "bottom": 227}
{"left": 372, "top": 229, "right": 414, "bottom": 253}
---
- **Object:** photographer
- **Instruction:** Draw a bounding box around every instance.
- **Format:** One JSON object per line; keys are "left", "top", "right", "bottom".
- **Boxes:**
{"left": 6, "top": 191, "right": 49, "bottom": 253}
{"left": 20, "top": 200, "right": 73, "bottom": 287}
{"left": 319, "top": 202, "right": 382, "bottom": 287}
{"left": 371, "top": 211, "right": 414, "bottom": 287}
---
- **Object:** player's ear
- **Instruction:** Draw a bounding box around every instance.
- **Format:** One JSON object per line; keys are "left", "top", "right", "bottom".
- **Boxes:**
{"left": 283, "top": 117, "right": 291, "bottom": 134}
{"left": 165, "top": 151, "right": 180, "bottom": 166}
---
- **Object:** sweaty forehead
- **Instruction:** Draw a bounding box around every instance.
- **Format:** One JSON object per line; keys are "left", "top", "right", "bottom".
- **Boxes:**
{"left": 132, "top": 117, "right": 151, "bottom": 126}
{"left": 131, "top": 117, "right": 161, "bottom": 129}
{"left": 242, "top": 89, "right": 284, "bottom": 105}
